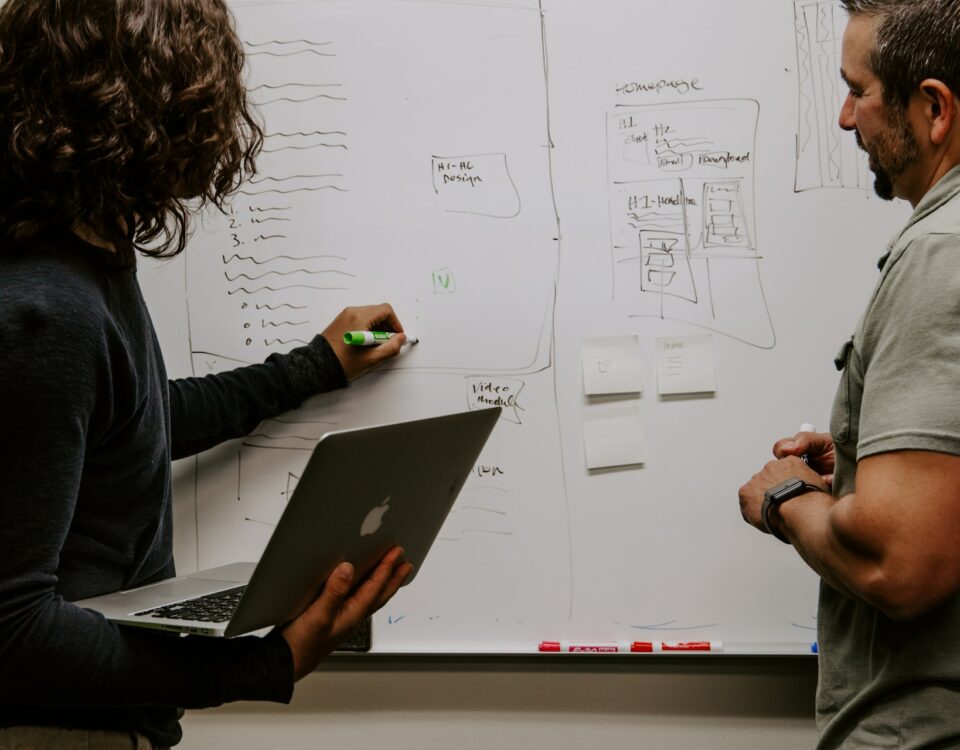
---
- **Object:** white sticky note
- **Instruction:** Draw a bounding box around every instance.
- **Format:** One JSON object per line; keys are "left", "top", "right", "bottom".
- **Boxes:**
{"left": 581, "top": 336, "right": 643, "bottom": 396}
{"left": 656, "top": 335, "right": 717, "bottom": 395}
{"left": 582, "top": 407, "right": 646, "bottom": 470}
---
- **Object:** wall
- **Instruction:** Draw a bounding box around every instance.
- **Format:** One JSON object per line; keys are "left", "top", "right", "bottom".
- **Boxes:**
{"left": 179, "top": 656, "right": 819, "bottom": 749}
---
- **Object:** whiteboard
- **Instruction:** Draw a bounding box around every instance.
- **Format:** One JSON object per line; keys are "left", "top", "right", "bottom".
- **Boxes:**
{"left": 140, "top": 0, "right": 910, "bottom": 655}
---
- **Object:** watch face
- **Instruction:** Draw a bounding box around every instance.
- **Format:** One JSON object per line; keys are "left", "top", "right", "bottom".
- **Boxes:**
{"left": 767, "top": 478, "right": 805, "bottom": 503}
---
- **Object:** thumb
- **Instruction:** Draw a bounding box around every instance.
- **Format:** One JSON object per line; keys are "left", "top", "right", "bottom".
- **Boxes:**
{"left": 774, "top": 439, "right": 803, "bottom": 459}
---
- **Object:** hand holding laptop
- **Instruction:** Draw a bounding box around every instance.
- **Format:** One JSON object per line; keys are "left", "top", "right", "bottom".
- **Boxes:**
{"left": 281, "top": 546, "right": 413, "bottom": 680}
{"left": 76, "top": 408, "right": 500, "bottom": 639}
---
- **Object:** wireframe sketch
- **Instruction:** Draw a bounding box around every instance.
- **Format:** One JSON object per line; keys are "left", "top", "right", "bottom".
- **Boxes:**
{"left": 608, "top": 99, "right": 775, "bottom": 349}
{"left": 794, "top": 0, "right": 871, "bottom": 191}
{"left": 432, "top": 154, "right": 521, "bottom": 218}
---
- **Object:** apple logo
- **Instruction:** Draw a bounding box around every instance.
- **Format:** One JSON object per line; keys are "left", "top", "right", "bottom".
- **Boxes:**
{"left": 361, "top": 496, "right": 391, "bottom": 537}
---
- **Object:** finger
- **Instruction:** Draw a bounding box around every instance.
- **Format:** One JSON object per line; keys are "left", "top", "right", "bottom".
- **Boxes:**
{"left": 310, "top": 562, "right": 354, "bottom": 617}
{"left": 805, "top": 432, "right": 834, "bottom": 456}
{"left": 358, "top": 303, "right": 402, "bottom": 332}
{"left": 773, "top": 437, "right": 805, "bottom": 459}
{"left": 351, "top": 562, "right": 412, "bottom": 619}
{"left": 368, "top": 303, "right": 403, "bottom": 334}
{"left": 334, "top": 550, "right": 406, "bottom": 623}
{"left": 368, "top": 333, "right": 406, "bottom": 362}
{"left": 363, "top": 547, "right": 406, "bottom": 588}
{"left": 371, "top": 562, "right": 414, "bottom": 612}
{"left": 775, "top": 433, "right": 826, "bottom": 459}
{"left": 346, "top": 548, "right": 406, "bottom": 604}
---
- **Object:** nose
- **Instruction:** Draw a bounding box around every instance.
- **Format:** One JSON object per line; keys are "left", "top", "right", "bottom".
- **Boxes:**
{"left": 838, "top": 92, "right": 856, "bottom": 131}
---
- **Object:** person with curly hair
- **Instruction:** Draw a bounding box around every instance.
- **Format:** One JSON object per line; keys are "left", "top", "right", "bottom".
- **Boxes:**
{"left": 0, "top": 2, "right": 413, "bottom": 748}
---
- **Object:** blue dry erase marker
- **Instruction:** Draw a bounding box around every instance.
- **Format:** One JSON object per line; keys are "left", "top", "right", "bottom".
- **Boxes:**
{"left": 343, "top": 331, "right": 419, "bottom": 346}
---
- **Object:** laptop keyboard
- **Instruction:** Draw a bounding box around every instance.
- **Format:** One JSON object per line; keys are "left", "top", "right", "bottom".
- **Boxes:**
{"left": 134, "top": 586, "right": 246, "bottom": 623}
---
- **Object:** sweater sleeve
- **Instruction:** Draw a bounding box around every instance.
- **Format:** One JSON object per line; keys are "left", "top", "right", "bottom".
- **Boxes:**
{"left": 0, "top": 274, "right": 294, "bottom": 713}
{"left": 169, "top": 334, "right": 348, "bottom": 459}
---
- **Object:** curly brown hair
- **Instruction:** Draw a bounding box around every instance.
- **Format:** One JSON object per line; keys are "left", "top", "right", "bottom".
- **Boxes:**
{"left": 0, "top": 0, "right": 264, "bottom": 266}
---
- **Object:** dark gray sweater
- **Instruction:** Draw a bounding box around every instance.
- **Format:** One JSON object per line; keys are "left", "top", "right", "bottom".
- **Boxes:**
{"left": 0, "top": 230, "right": 348, "bottom": 746}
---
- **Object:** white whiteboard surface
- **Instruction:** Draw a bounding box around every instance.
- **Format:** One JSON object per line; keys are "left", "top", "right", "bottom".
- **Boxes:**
{"left": 141, "top": 0, "right": 910, "bottom": 655}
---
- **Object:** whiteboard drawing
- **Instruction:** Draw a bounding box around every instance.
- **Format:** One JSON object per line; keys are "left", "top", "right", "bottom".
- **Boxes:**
{"left": 176, "top": 0, "right": 571, "bottom": 649}
{"left": 467, "top": 376, "right": 526, "bottom": 424}
{"left": 608, "top": 99, "right": 775, "bottom": 349}
{"left": 126, "top": 0, "right": 851, "bottom": 652}
{"left": 794, "top": 0, "right": 871, "bottom": 191}
{"left": 186, "top": 8, "right": 558, "bottom": 376}
{"left": 432, "top": 153, "right": 522, "bottom": 218}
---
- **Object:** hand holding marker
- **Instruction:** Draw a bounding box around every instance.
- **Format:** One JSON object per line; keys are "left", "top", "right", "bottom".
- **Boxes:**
{"left": 343, "top": 331, "right": 419, "bottom": 347}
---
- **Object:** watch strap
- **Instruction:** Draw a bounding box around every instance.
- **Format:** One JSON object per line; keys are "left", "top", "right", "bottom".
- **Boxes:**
{"left": 761, "top": 480, "right": 820, "bottom": 544}
{"left": 761, "top": 494, "right": 791, "bottom": 543}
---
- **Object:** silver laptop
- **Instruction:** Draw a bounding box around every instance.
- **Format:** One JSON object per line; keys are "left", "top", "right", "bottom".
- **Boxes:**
{"left": 76, "top": 407, "right": 501, "bottom": 637}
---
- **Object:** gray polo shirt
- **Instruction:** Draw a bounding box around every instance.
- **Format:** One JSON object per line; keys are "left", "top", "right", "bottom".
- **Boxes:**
{"left": 819, "top": 165, "right": 960, "bottom": 748}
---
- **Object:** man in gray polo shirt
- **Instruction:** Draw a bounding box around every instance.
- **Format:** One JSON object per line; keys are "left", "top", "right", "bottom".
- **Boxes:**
{"left": 738, "top": 1, "right": 960, "bottom": 747}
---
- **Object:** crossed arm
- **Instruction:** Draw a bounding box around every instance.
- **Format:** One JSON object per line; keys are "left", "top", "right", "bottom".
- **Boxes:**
{"left": 739, "top": 431, "right": 960, "bottom": 621}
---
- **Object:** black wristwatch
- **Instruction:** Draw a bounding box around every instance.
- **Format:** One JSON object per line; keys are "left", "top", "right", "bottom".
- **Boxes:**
{"left": 761, "top": 478, "right": 820, "bottom": 544}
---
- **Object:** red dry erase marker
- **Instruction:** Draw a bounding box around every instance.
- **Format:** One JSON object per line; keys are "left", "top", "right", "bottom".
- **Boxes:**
{"left": 660, "top": 641, "right": 723, "bottom": 652}
{"left": 538, "top": 641, "right": 633, "bottom": 653}
{"left": 629, "top": 641, "right": 724, "bottom": 652}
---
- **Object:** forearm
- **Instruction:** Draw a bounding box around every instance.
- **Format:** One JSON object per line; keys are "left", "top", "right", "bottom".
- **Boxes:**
{"left": 170, "top": 334, "right": 347, "bottom": 458}
{"left": 0, "top": 596, "right": 293, "bottom": 709}
{"left": 778, "top": 487, "right": 950, "bottom": 621}
{"left": 777, "top": 492, "right": 884, "bottom": 606}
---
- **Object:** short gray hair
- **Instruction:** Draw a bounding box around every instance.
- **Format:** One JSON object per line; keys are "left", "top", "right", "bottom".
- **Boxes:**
{"left": 840, "top": 0, "right": 960, "bottom": 109}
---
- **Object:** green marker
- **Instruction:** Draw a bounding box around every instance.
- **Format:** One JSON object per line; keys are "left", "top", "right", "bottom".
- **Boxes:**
{"left": 343, "top": 331, "right": 419, "bottom": 346}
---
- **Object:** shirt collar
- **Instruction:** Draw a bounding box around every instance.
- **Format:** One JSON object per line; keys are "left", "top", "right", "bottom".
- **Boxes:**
{"left": 877, "top": 164, "right": 960, "bottom": 270}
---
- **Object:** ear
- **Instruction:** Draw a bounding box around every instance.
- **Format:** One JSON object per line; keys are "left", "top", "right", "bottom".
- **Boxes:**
{"left": 917, "top": 78, "right": 957, "bottom": 146}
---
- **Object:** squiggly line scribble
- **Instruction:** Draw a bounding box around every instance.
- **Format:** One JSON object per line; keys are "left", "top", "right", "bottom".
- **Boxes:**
{"left": 261, "top": 320, "right": 309, "bottom": 328}
{"left": 249, "top": 174, "right": 343, "bottom": 183}
{"left": 252, "top": 83, "right": 343, "bottom": 91}
{"left": 257, "top": 94, "right": 347, "bottom": 105}
{"left": 246, "top": 49, "right": 336, "bottom": 59}
{"left": 266, "top": 130, "right": 347, "bottom": 138}
{"left": 262, "top": 144, "right": 348, "bottom": 153}
{"left": 227, "top": 284, "right": 349, "bottom": 295}
{"left": 237, "top": 186, "right": 348, "bottom": 196}
{"left": 245, "top": 39, "right": 332, "bottom": 48}
{"left": 264, "top": 338, "right": 311, "bottom": 346}
{"left": 222, "top": 253, "right": 346, "bottom": 264}
{"left": 225, "top": 269, "right": 355, "bottom": 282}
